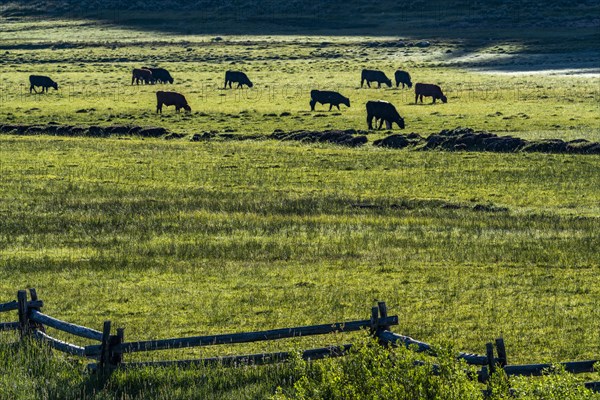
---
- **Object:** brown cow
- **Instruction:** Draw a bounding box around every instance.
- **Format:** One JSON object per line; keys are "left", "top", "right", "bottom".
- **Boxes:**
{"left": 132, "top": 68, "right": 154, "bottom": 85}
{"left": 415, "top": 83, "right": 447, "bottom": 104}
{"left": 156, "top": 91, "right": 191, "bottom": 113}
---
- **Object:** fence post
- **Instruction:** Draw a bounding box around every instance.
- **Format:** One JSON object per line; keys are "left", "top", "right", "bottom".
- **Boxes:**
{"left": 370, "top": 306, "right": 379, "bottom": 335}
{"left": 99, "top": 321, "right": 112, "bottom": 375}
{"left": 486, "top": 342, "right": 496, "bottom": 375}
{"left": 27, "top": 288, "right": 45, "bottom": 333}
{"left": 17, "top": 290, "right": 29, "bottom": 337}
{"left": 495, "top": 338, "right": 507, "bottom": 367}
{"left": 377, "top": 302, "right": 390, "bottom": 332}
{"left": 110, "top": 327, "right": 125, "bottom": 368}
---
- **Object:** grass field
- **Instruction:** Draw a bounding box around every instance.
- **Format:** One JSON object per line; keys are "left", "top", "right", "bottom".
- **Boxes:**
{"left": 1, "top": 6, "right": 600, "bottom": 399}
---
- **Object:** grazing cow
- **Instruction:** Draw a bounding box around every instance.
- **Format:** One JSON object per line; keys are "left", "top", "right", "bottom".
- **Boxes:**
{"left": 29, "top": 75, "right": 58, "bottom": 93}
{"left": 415, "top": 83, "right": 447, "bottom": 104}
{"left": 366, "top": 100, "right": 405, "bottom": 130}
{"left": 361, "top": 69, "right": 392, "bottom": 88}
{"left": 156, "top": 91, "right": 191, "bottom": 113}
{"left": 224, "top": 71, "right": 253, "bottom": 89}
{"left": 132, "top": 68, "right": 154, "bottom": 85}
{"left": 394, "top": 70, "right": 412, "bottom": 89}
{"left": 142, "top": 67, "right": 174, "bottom": 84}
{"left": 310, "top": 90, "right": 350, "bottom": 111}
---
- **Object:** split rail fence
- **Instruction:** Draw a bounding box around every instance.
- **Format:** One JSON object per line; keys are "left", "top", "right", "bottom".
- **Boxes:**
{"left": 1, "top": 288, "right": 599, "bottom": 392}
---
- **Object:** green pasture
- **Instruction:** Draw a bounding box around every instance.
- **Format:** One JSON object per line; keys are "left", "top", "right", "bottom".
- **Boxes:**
{"left": 1, "top": 14, "right": 600, "bottom": 399}
{"left": 2, "top": 135, "right": 600, "bottom": 357}
{"left": 0, "top": 22, "right": 598, "bottom": 140}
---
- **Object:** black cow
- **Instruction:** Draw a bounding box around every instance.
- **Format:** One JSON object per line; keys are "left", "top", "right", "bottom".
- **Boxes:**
{"left": 361, "top": 69, "right": 392, "bottom": 88}
{"left": 415, "top": 83, "right": 447, "bottom": 103}
{"left": 132, "top": 68, "right": 154, "bottom": 85}
{"left": 156, "top": 91, "right": 191, "bottom": 113}
{"left": 143, "top": 67, "right": 174, "bottom": 84}
{"left": 224, "top": 71, "right": 253, "bottom": 89}
{"left": 29, "top": 75, "right": 58, "bottom": 93}
{"left": 366, "top": 100, "right": 405, "bottom": 130}
{"left": 394, "top": 70, "right": 412, "bottom": 89}
{"left": 310, "top": 90, "right": 350, "bottom": 111}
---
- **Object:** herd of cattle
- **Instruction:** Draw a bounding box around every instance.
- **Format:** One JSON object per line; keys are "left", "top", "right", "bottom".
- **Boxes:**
{"left": 28, "top": 67, "right": 448, "bottom": 130}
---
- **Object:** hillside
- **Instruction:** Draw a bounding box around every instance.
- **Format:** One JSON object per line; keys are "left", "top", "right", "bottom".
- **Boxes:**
{"left": 3, "top": 0, "right": 599, "bottom": 38}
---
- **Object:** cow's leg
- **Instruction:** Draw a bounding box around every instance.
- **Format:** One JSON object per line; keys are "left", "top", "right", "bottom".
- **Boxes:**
{"left": 377, "top": 119, "right": 384, "bottom": 129}
{"left": 432, "top": 97, "right": 436, "bottom": 104}
{"left": 224, "top": 79, "right": 228, "bottom": 89}
{"left": 367, "top": 81, "right": 371, "bottom": 88}
{"left": 157, "top": 102, "right": 162, "bottom": 113}
{"left": 336, "top": 104, "right": 340, "bottom": 110}
{"left": 377, "top": 82, "right": 381, "bottom": 88}
{"left": 415, "top": 93, "right": 418, "bottom": 103}
{"left": 329, "top": 104, "right": 333, "bottom": 111}
{"left": 385, "top": 120, "right": 391, "bottom": 129}
{"left": 367, "top": 114, "right": 373, "bottom": 130}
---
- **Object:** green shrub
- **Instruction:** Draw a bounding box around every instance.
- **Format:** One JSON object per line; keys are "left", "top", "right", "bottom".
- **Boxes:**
{"left": 273, "top": 337, "right": 483, "bottom": 400}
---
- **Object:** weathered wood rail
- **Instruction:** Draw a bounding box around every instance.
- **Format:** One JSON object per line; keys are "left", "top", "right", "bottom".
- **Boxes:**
{"left": 1, "top": 288, "right": 598, "bottom": 392}
{"left": 85, "top": 316, "right": 399, "bottom": 357}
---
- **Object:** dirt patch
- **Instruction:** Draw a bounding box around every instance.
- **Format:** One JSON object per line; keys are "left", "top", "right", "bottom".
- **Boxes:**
{"left": 351, "top": 199, "right": 508, "bottom": 213}
{"left": 375, "top": 127, "right": 600, "bottom": 154}
{"left": 0, "top": 123, "right": 173, "bottom": 138}
{"left": 271, "top": 129, "right": 368, "bottom": 147}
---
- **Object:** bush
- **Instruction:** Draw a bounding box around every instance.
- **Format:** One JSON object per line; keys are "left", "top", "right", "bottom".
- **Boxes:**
{"left": 272, "top": 337, "right": 483, "bottom": 400}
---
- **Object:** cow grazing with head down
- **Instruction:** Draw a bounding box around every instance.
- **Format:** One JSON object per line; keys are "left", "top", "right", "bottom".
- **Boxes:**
{"left": 415, "top": 83, "right": 447, "bottom": 104}
{"left": 366, "top": 100, "right": 405, "bottom": 130}
{"left": 361, "top": 69, "right": 392, "bottom": 88}
{"left": 143, "top": 67, "right": 174, "bottom": 84}
{"left": 132, "top": 68, "right": 154, "bottom": 85}
{"left": 310, "top": 90, "right": 350, "bottom": 111}
{"left": 29, "top": 75, "right": 58, "bottom": 93}
{"left": 394, "top": 70, "right": 412, "bottom": 89}
{"left": 156, "top": 91, "right": 191, "bottom": 113}
{"left": 224, "top": 71, "right": 253, "bottom": 89}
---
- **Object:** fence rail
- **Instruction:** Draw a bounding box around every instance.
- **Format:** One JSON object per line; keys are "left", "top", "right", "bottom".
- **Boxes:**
{"left": 34, "top": 330, "right": 87, "bottom": 357}
{"left": 88, "top": 344, "right": 354, "bottom": 371}
{"left": 30, "top": 310, "right": 103, "bottom": 342}
{"left": 84, "top": 316, "right": 399, "bottom": 357}
{"left": 1, "top": 288, "right": 598, "bottom": 392}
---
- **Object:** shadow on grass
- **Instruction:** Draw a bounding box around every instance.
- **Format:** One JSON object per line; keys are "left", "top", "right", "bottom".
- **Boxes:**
{"left": 2, "top": 1, "right": 599, "bottom": 73}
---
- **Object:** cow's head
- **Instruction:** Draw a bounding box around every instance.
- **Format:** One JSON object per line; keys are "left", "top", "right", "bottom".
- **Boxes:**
{"left": 53, "top": 82, "right": 59, "bottom": 90}
{"left": 183, "top": 104, "right": 192, "bottom": 112}
{"left": 168, "top": 78, "right": 174, "bottom": 84}
{"left": 385, "top": 79, "right": 392, "bottom": 88}
{"left": 407, "top": 81, "right": 413, "bottom": 88}
{"left": 246, "top": 80, "right": 254, "bottom": 88}
{"left": 344, "top": 97, "right": 350, "bottom": 108}
{"left": 396, "top": 116, "right": 405, "bottom": 129}
{"left": 440, "top": 94, "right": 447, "bottom": 103}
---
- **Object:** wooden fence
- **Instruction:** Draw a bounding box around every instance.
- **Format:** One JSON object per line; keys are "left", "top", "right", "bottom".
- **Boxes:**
{"left": 1, "top": 288, "right": 598, "bottom": 392}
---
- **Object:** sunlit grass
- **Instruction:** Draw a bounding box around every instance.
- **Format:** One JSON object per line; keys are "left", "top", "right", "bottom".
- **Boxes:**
{"left": 1, "top": 16, "right": 599, "bottom": 399}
